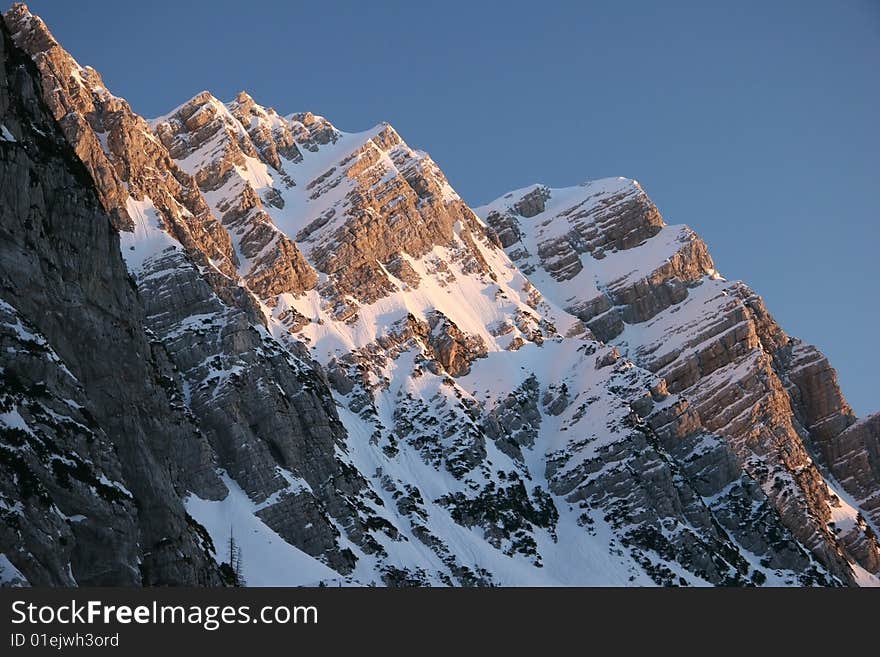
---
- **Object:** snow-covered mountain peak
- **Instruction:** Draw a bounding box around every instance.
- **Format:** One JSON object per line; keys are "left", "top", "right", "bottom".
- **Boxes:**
{"left": 3, "top": 4, "right": 879, "bottom": 588}
{"left": 480, "top": 176, "right": 642, "bottom": 217}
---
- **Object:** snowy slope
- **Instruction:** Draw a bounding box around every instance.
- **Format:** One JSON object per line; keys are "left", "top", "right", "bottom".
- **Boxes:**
{"left": 4, "top": 2, "right": 879, "bottom": 587}
{"left": 146, "top": 92, "right": 864, "bottom": 586}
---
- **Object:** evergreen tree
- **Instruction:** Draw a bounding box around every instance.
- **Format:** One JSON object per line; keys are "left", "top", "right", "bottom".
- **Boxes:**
{"left": 226, "top": 525, "right": 246, "bottom": 587}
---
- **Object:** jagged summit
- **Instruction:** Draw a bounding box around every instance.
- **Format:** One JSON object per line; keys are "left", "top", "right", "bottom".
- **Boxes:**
{"left": 2, "top": 4, "right": 879, "bottom": 587}
{"left": 6, "top": 4, "right": 50, "bottom": 46}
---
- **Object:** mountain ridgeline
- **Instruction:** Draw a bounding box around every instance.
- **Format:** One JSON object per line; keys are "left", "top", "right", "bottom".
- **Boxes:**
{"left": 0, "top": 4, "right": 878, "bottom": 587}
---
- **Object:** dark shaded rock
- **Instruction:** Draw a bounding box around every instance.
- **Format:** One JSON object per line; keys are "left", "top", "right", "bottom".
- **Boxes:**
{"left": 0, "top": 19, "right": 222, "bottom": 586}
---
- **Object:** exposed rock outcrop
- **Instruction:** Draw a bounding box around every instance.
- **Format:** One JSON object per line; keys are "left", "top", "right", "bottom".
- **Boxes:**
{"left": 2, "top": 3, "right": 876, "bottom": 588}
{"left": 478, "top": 179, "right": 880, "bottom": 583}
{"left": 0, "top": 18, "right": 222, "bottom": 585}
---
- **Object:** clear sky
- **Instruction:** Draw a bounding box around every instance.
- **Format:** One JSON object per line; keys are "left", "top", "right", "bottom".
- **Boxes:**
{"left": 21, "top": 0, "right": 878, "bottom": 415}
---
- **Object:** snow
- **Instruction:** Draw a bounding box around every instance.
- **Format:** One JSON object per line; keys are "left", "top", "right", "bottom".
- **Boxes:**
{"left": 6, "top": 0, "right": 877, "bottom": 588}
{"left": 95, "top": 129, "right": 109, "bottom": 154}
{"left": 615, "top": 277, "right": 735, "bottom": 364}
{"left": 269, "top": 123, "right": 390, "bottom": 240}
{"left": 97, "top": 474, "right": 133, "bottom": 499}
{"left": 0, "top": 554, "right": 28, "bottom": 587}
{"left": 272, "top": 236, "right": 571, "bottom": 362}
{"left": 119, "top": 196, "right": 182, "bottom": 275}
{"left": 475, "top": 177, "right": 636, "bottom": 225}
{"left": 238, "top": 154, "right": 273, "bottom": 190}
{"left": 39, "top": 78, "right": 870, "bottom": 586}
{"left": 254, "top": 468, "right": 311, "bottom": 512}
{"left": 334, "top": 397, "right": 657, "bottom": 586}
{"left": 0, "top": 299, "right": 45, "bottom": 345}
{"left": 0, "top": 408, "right": 33, "bottom": 435}
{"left": 151, "top": 90, "right": 578, "bottom": 370}
{"left": 474, "top": 179, "right": 714, "bottom": 331}
{"left": 185, "top": 474, "right": 339, "bottom": 586}
{"left": 822, "top": 479, "right": 880, "bottom": 587}
{"left": 0, "top": 297, "right": 78, "bottom": 382}
{"left": 851, "top": 561, "right": 880, "bottom": 587}
{"left": 145, "top": 98, "right": 859, "bottom": 585}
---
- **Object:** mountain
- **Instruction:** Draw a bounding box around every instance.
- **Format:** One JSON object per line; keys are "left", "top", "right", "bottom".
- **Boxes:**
{"left": 1, "top": 3, "right": 878, "bottom": 587}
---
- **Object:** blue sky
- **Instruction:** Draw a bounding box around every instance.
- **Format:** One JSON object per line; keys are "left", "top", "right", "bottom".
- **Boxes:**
{"left": 23, "top": 0, "right": 878, "bottom": 415}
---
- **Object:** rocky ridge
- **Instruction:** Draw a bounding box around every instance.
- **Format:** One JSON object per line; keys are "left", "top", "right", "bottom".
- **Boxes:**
{"left": 0, "top": 16, "right": 223, "bottom": 585}
{"left": 1, "top": 3, "right": 877, "bottom": 586}
{"left": 478, "top": 180, "right": 880, "bottom": 581}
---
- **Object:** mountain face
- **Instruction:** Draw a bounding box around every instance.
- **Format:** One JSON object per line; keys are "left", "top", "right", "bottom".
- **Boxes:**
{"left": 1, "top": 4, "right": 878, "bottom": 587}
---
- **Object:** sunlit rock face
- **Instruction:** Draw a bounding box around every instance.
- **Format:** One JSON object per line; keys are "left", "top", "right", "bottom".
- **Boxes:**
{"left": 1, "top": 2, "right": 877, "bottom": 587}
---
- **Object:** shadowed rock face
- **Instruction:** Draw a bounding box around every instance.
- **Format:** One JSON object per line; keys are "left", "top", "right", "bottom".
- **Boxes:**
{"left": 0, "top": 4, "right": 376, "bottom": 583}
{"left": 0, "top": 18, "right": 222, "bottom": 585}
{"left": 1, "top": 3, "right": 877, "bottom": 587}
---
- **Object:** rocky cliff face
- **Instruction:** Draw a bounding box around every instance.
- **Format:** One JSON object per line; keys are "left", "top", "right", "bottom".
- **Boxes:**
{"left": 2, "top": 4, "right": 255, "bottom": 316}
{"left": 477, "top": 180, "right": 880, "bottom": 582}
{"left": 1, "top": 3, "right": 877, "bottom": 587}
{"left": 0, "top": 16, "right": 222, "bottom": 585}
{"left": 2, "top": 4, "right": 385, "bottom": 579}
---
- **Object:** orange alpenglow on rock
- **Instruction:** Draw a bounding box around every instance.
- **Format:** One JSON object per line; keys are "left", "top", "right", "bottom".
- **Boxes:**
{"left": 0, "top": 2, "right": 877, "bottom": 587}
